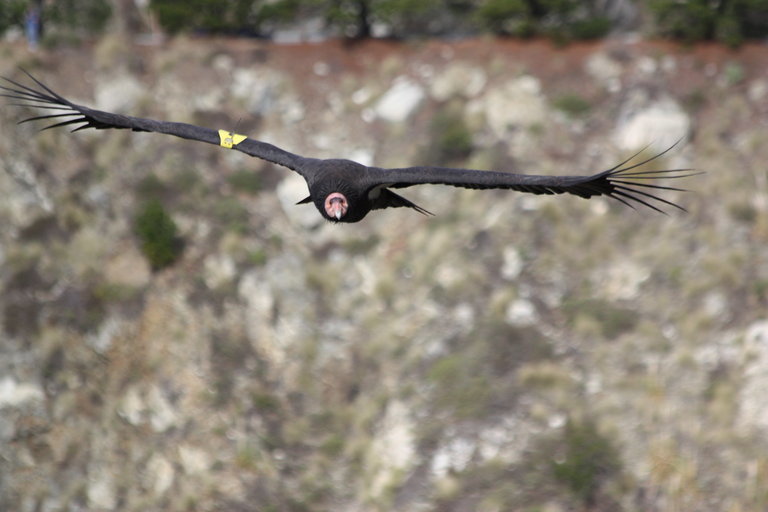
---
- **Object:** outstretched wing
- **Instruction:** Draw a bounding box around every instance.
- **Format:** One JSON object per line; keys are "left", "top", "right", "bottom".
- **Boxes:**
{"left": 373, "top": 143, "right": 698, "bottom": 213}
{"left": 1, "top": 70, "right": 308, "bottom": 173}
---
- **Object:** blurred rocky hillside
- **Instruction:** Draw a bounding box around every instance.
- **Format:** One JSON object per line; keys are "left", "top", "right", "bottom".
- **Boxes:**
{"left": 1, "top": 35, "right": 767, "bottom": 511}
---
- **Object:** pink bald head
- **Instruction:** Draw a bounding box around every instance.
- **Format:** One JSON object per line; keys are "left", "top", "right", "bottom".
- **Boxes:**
{"left": 324, "top": 192, "right": 348, "bottom": 220}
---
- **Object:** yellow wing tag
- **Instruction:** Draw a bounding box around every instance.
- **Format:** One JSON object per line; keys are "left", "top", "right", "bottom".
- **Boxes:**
{"left": 218, "top": 129, "right": 247, "bottom": 149}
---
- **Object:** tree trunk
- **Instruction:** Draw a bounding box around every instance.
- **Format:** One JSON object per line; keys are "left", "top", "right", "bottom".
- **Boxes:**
{"left": 356, "top": 0, "right": 371, "bottom": 38}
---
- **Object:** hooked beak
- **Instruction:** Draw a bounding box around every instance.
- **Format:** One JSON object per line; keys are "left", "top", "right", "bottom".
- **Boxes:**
{"left": 324, "top": 192, "right": 348, "bottom": 220}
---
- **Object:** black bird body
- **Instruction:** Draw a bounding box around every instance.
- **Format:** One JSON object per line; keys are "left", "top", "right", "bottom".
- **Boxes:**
{"left": 1, "top": 71, "right": 697, "bottom": 223}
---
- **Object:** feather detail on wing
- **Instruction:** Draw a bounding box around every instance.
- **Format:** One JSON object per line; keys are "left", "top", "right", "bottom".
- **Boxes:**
{"left": 370, "top": 188, "right": 433, "bottom": 216}
{"left": 376, "top": 142, "right": 699, "bottom": 213}
{"left": 1, "top": 69, "right": 307, "bottom": 172}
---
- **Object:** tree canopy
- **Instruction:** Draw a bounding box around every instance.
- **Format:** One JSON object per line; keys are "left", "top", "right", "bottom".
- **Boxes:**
{"left": 2, "top": 0, "right": 767, "bottom": 46}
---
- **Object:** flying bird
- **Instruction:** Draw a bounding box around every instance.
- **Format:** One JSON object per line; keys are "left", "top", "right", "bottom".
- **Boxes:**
{"left": 1, "top": 71, "right": 696, "bottom": 223}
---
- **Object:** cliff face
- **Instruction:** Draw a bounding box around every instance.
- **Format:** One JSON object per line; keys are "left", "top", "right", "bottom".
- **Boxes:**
{"left": 1, "top": 36, "right": 767, "bottom": 511}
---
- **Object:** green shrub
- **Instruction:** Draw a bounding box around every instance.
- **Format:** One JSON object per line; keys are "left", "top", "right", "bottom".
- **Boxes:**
{"left": 474, "top": 0, "right": 611, "bottom": 40}
{"left": 227, "top": 169, "right": 263, "bottom": 194}
{"left": 46, "top": 0, "right": 112, "bottom": 35}
{"left": 426, "top": 105, "right": 473, "bottom": 165}
{"left": 247, "top": 249, "right": 268, "bottom": 267}
{"left": 134, "top": 199, "right": 183, "bottom": 270}
{"left": 649, "top": 0, "right": 768, "bottom": 47}
{"left": 475, "top": 0, "right": 531, "bottom": 37}
{"left": 568, "top": 16, "right": 611, "bottom": 40}
{"left": 0, "top": 0, "right": 26, "bottom": 36}
{"left": 319, "top": 0, "right": 611, "bottom": 40}
{"left": 562, "top": 298, "right": 637, "bottom": 339}
{"left": 553, "top": 94, "right": 591, "bottom": 118}
{"left": 552, "top": 419, "right": 621, "bottom": 505}
{"left": 149, "top": 0, "right": 297, "bottom": 35}
{"left": 318, "top": 0, "right": 444, "bottom": 38}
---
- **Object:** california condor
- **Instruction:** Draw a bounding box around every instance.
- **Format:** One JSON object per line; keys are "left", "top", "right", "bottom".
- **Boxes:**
{"left": 1, "top": 71, "right": 697, "bottom": 223}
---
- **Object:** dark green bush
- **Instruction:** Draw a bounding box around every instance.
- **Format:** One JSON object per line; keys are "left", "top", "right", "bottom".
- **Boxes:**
{"left": 9, "top": 1, "right": 768, "bottom": 50}
{"left": 552, "top": 419, "right": 622, "bottom": 505}
{"left": 0, "top": 0, "right": 27, "bottom": 35}
{"left": 149, "top": 0, "right": 297, "bottom": 35}
{"left": 1, "top": 0, "right": 111, "bottom": 38}
{"left": 475, "top": 0, "right": 536, "bottom": 37}
{"left": 474, "top": 0, "right": 611, "bottom": 40}
{"left": 568, "top": 16, "right": 611, "bottom": 40}
{"left": 134, "top": 199, "right": 183, "bottom": 270}
{"left": 553, "top": 94, "right": 591, "bottom": 118}
{"left": 142, "top": 0, "right": 610, "bottom": 40}
{"left": 321, "top": 0, "right": 444, "bottom": 38}
{"left": 649, "top": 0, "right": 768, "bottom": 47}
{"left": 426, "top": 105, "right": 473, "bottom": 166}
{"left": 46, "top": 0, "right": 112, "bottom": 35}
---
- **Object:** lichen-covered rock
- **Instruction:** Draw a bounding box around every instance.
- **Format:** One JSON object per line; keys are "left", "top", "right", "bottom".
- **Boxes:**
{"left": 367, "top": 401, "right": 416, "bottom": 499}
{"left": 615, "top": 94, "right": 690, "bottom": 151}
{"left": 587, "top": 52, "right": 623, "bottom": 92}
{"left": 0, "top": 378, "right": 44, "bottom": 410}
{"left": 374, "top": 76, "right": 425, "bottom": 122}
{"left": 739, "top": 320, "right": 768, "bottom": 431}
{"left": 483, "top": 75, "right": 548, "bottom": 138}
{"left": 276, "top": 172, "right": 320, "bottom": 228}
{"left": 95, "top": 73, "right": 144, "bottom": 113}
{"left": 430, "top": 63, "right": 487, "bottom": 101}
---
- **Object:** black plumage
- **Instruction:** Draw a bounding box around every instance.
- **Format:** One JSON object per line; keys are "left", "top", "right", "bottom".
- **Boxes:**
{"left": 1, "top": 70, "right": 697, "bottom": 223}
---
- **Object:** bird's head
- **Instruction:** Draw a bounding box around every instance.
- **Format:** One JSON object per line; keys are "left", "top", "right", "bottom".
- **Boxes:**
{"left": 307, "top": 161, "right": 371, "bottom": 222}
{"left": 324, "top": 192, "right": 349, "bottom": 221}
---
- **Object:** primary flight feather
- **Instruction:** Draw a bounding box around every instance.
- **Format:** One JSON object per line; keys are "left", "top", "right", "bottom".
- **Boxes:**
{"left": 1, "top": 70, "right": 697, "bottom": 223}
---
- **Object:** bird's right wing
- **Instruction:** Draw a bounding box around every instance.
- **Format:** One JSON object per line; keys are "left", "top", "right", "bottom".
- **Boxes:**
{"left": 1, "top": 70, "right": 308, "bottom": 173}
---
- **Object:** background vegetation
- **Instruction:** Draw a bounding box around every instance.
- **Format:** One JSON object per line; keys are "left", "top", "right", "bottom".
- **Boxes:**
{"left": 2, "top": 0, "right": 768, "bottom": 45}
{"left": 651, "top": 0, "right": 768, "bottom": 47}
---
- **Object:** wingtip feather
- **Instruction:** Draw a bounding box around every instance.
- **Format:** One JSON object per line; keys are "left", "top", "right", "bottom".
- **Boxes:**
{"left": 597, "top": 140, "right": 698, "bottom": 214}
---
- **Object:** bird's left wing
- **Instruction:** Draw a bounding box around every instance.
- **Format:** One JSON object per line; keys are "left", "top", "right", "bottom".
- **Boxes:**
{"left": 373, "top": 144, "right": 697, "bottom": 213}
{"left": 1, "top": 71, "right": 308, "bottom": 173}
